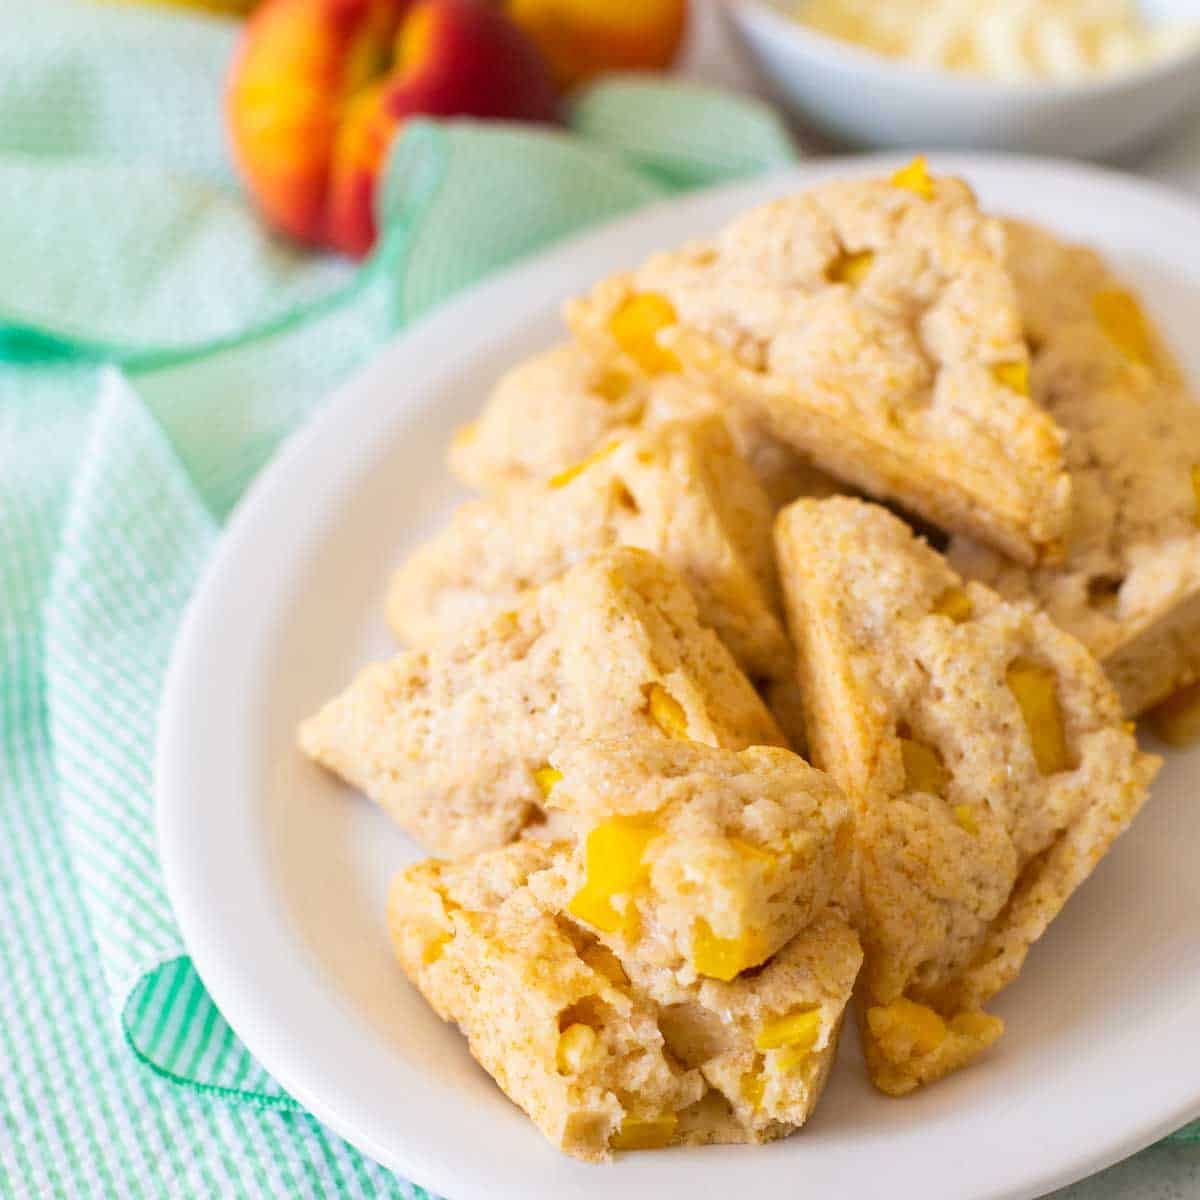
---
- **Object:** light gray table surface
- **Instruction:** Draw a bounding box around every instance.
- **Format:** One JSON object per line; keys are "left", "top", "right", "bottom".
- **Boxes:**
{"left": 687, "top": 5, "right": 1200, "bottom": 1197}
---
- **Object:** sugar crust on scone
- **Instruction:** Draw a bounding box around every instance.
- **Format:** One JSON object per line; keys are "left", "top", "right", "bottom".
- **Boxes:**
{"left": 567, "top": 172, "right": 1071, "bottom": 566}
{"left": 949, "top": 219, "right": 1200, "bottom": 716}
{"left": 540, "top": 737, "right": 852, "bottom": 986}
{"left": 389, "top": 416, "right": 792, "bottom": 680}
{"left": 450, "top": 340, "right": 835, "bottom": 511}
{"left": 299, "top": 549, "right": 785, "bottom": 856}
{"left": 389, "top": 839, "right": 861, "bottom": 1161}
{"left": 775, "top": 497, "right": 1158, "bottom": 1095}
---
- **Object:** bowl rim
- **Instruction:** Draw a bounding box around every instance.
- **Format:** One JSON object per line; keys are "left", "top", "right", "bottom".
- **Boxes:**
{"left": 731, "top": 0, "right": 1200, "bottom": 100}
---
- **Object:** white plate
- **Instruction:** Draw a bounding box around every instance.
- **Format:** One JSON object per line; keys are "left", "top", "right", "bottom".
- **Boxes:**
{"left": 157, "top": 155, "right": 1200, "bottom": 1200}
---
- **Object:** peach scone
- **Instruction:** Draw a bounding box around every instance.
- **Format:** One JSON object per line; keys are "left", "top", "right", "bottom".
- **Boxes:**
{"left": 388, "top": 417, "right": 790, "bottom": 681}
{"left": 538, "top": 737, "right": 852, "bottom": 984}
{"left": 449, "top": 340, "right": 837, "bottom": 511}
{"left": 299, "top": 549, "right": 785, "bottom": 855}
{"left": 775, "top": 497, "right": 1159, "bottom": 1095}
{"left": 567, "top": 159, "right": 1071, "bottom": 566}
{"left": 389, "top": 839, "right": 862, "bottom": 1161}
{"left": 949, "top": 219, "right": 1200, "bottom": 721}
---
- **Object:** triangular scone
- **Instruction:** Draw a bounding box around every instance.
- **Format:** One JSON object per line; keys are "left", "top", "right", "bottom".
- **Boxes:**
{"left": 537, "top": 738, "right": 851, "bottom": 984}
{"left": 949, "top": 220, "right": 1200, "bottom": 718}
{"left": 389, "top": 839, "right": 862, "bottom": 1162}
{"left": 389, "top": 416, "right": 791, "bottom": 681}
{"left": 567, "top": 163, "right": 1071, "bottom": 566}
{"left": 450, "top": 341, "right": 838, "bottom": 510}
{"left": 774, "top": 497, "right": 1159, "bottom": 1095}
{"left": 299, "top": 549, "right": 785, "bottom": 856}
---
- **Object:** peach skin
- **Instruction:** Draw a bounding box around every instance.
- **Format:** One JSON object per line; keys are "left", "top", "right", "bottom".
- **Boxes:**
{"left": 504, "top": 0, "right": 688, "bottom": 90}
{"left": 134, "top": 0, "right": 257, "bottom": 11}
{"left": 228, "top": 0, "right": 559, "bottom": 257}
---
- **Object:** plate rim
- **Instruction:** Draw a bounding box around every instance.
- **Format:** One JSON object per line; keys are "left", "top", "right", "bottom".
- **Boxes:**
{"left": 157, "top": 151, "right": 1200, "bottom": 1200}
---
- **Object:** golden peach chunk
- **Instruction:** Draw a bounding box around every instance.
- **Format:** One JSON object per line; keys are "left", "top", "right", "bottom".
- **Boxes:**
{"left": 867, "top": 997, "right": 946, "bottom": 1058}
{"left": 826, "top": 249, "right": 875, "bottom": 286}
{"left": 451, "top": 420, "right": 478, "bottom": 449}
{"left": 548, "top": 440, "right": 619, "bottom": 488}
{"left": 1147, "top": 679, "right": 1200, "bottom": 747}
{"left": 1093, "top": 289, "right": 1153, "bottom": 365}
{"left": 1192, "top": 463, "right": 1200, "bottom": 528}
{"left": 755, "top": 1005, "right": 821, "bottom": 1055}
{"left": 609, "top": 292, "right": 681, "bottom": 375}
{"left": 645, "top": 683, "right": 688, "bottom": 738}
{"left": 991, "top": 360, "right": 1030, "bottom": 396}
{"left": 728, "top": 835, "right": 777, "bottom": 867}
{"left": 533, "top": 765, "right": 563, "bottom": 797}
{"left": 568, "top": 815, "right": 662, "bottom": 935}
{"left": 774, "top": 1042, "right": 814, "bottom": 1073}
{"left": 739, "top": 1068, "right": 765, "bottom": 1109}
{"left": 691, "top": 918, "right": 769, "bottom": 982}
{"left": 556, "top": 1023, "right": 600, "bottom": 1075}
{"left": 949, "top": 1011, "right": 1002, "bottom": 1040}
{"left": 900, "top": 735, "right": 949, "bottom": 797}
{"left": 687, "top": 838, "right": 778, "bottom": 979}
{"left": 932, "top": 586, "right": 973, "bottom": 623}
{"left": 953, "top": 804, "right": 979, "bottom": 835}
{"left": 611, "top": 1113, "right": 677, "bottom": 1151}
{"left": 421, "top": 931, "right": 450, "bottom": 965}
{"left": 1006, "top": 658, "right": 1073, "bottom": 774}
{"left": 890, "top": 155, "right": 934, "bottom": 199}
{"left": 593, "top": 367, "right": 634, "bottom": 402}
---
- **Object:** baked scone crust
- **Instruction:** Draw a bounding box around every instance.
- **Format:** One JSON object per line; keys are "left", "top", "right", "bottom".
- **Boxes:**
{"left": 949, "top": 219, "right": 1200, "bottom": 716}
{"left": 299, "top": 549, "right": 785, "bottom": 855}
{"left": 389, "top": 839, "right": 862, "bottom": 1161}
{"left": 542, "top": 737, "right": 852, "bottom": 984}
{"left": 568, "top": 171, "right": 1071, "bottom": 565}
{"left": 450, "top": 340, "right": 836, "bottom": 511}
{"left": 389, "top": 416, "right": 792, "bottom": 680}
{"left": 775, "top": 497, "right": 1158, "bottom": 1095}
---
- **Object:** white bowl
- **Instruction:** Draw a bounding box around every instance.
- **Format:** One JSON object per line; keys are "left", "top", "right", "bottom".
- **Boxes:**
{"left": 722, "top": 0, "right": 1200, "bottom": 158}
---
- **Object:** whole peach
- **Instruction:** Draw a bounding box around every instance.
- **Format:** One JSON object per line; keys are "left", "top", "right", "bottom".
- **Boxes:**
{"left": 228, "top": 0, "right": 559, "bottom": 256}
{"left": 129, "top": 0, "right": 257, "bottom": 12}
{"left": 504, "top": 0, "right": 688, "bottom": 90}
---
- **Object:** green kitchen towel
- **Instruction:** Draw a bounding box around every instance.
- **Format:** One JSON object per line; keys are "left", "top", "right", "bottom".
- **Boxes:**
{"left": 0, "top": 2, "right": 801, "bottom": 1195}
